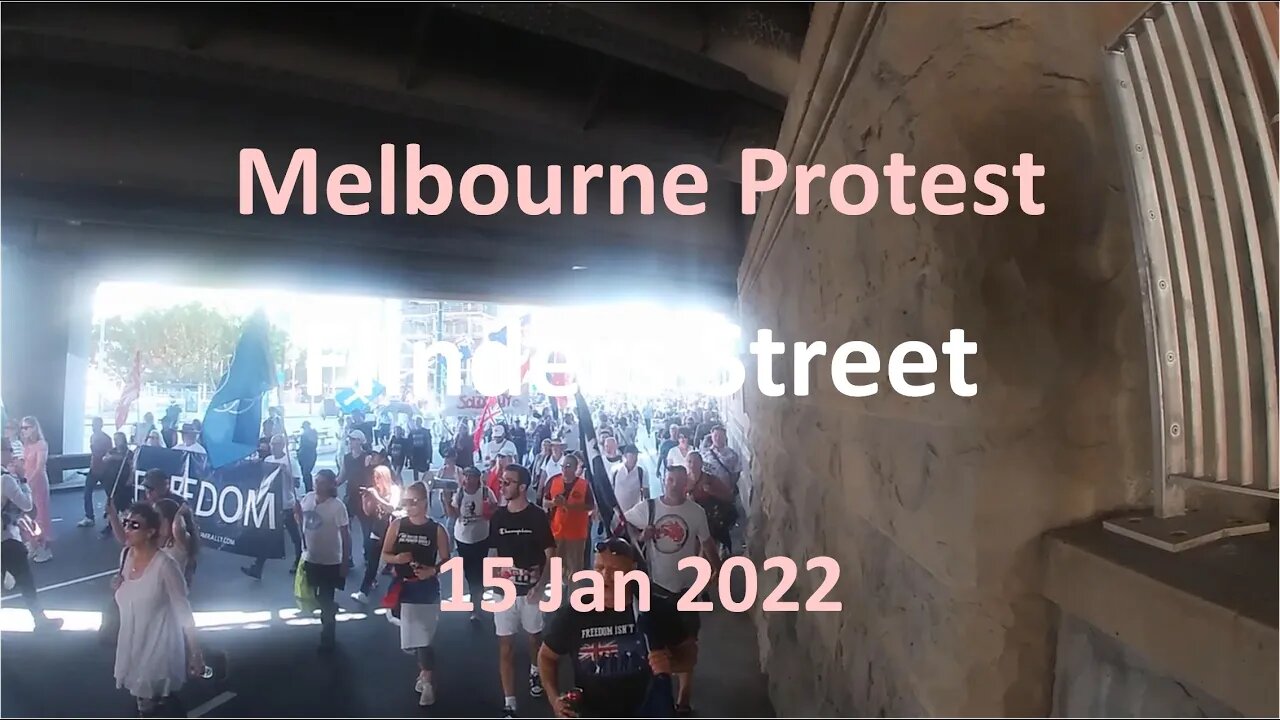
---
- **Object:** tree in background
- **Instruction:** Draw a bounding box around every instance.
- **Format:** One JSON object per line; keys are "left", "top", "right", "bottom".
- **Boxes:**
{"left": 95, "top": 303, "right": 290, "bottom": 386}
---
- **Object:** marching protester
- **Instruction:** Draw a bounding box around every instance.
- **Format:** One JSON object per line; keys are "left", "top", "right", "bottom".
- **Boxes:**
{"left": 78, "top": 416, "right": 113, "bottom": 528}
{"left": 297, "top": 421, "right": 319, "bottom": 492}
{"left": 380, "top": 481, "right": 450, "bottom": 706}
{"left": 297, "top": 469, "right": 351, "bottom": 654}
{"left": 339, "top": 429, "right": 374, "bottom": 568}
{"left": 609, "top": 445, "right": 648, "bottom": 524}
{"left": 623, "top": 464, "right": 721, "bottom": 716}
{"left": 487, "top": 450, "right": 517, "bottom": 508}
{"left": 243, "top": 434, "right": 303, "bottom": 580}
{"left": 601, "top": 435, "right": 622, "bottom": 467}
{"left": 112, "top": 502, "right": 202, "bottom": 718}
{"left": 701, "top": 424, "right": 741, "bottom": 482}
{"left": 101, "top": 432, "right": 135, "bottom": 538}
{"left": 1, "top": 441, "right": 63, "bottom": 630}
{"left": 387, "top": 425, "right": 409, "bottom": 482}
{"left": 108, "top": 493, "right": 198, "bottom": 588}
{"left": 542, "top": 453, "right": 594, "bottom": 581}
{"left": 656, "top": 424, "right": 679, "bottom": 476}
{"left": 408, "top": 417, "right": 433, "bottom": 484}
{"left": 489, "top": 464, "right": 556, "bottom": 718}
{"left": 483, "top": 424, "right": 517, "bottom": 469}
{"left": 19, "top": 417, "right": 53, "bottom": 563}
{"left": 133, "top": 412, "right": 156, "bottom": 447}
{"left": 172, "top": 423, "right": 206, "bottom": 454}
{"left": 453, "top": 419, "right": 476, "bottom": 468}
{"left": 446, "top": 465, "right": 498, "bottom": 622}
{"left": 534, "top": 438, "right": 564, "bottom": 498}
{"left": 686, "top": 451, "right": 736, "bottom": 559}
{"left": 432, "top": 447, "right": 459, "bottom": 533}
{"left": 509, "top": 419, "right": 528, "bottom": 466}
{"left": 352, "top": 464, "right": 403, "bottom": 604}
{"left": 664, "top": 432, "right": 694, "bottom": 472}
{"left": 539, "top": 537, "right": 686, "bottom": 718}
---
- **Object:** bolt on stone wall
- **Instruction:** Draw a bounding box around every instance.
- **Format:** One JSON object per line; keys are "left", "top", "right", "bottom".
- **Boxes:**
{"left": 734, "top": 2, "right": 1154, "bottom": 715}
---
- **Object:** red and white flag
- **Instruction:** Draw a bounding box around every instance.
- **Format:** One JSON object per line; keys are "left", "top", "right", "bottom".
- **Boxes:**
{"left": 115, "top": 351, "right": 142, "bottom": 430}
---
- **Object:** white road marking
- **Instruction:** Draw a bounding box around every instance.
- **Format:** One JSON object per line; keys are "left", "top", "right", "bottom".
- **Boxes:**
{"left": 0, "top": 568, "right": 118, "bottom": 601}
{"left": 187, "top": 691, "right": 236, "bottom": 717}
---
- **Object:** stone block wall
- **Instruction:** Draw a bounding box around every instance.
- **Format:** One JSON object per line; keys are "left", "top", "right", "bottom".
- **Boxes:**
{"left": 733, "top": 2, "right": 1157, "bottom": 715}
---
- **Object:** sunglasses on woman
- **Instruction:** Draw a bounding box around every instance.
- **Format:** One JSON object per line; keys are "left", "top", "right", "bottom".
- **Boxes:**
{"left": 122, "top": 519, "right": 145, "bottom": 530}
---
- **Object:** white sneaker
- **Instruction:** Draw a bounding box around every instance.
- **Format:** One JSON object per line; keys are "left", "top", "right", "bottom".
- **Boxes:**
{"left": 418, "top": 679, "right": 435, "bottom": 706}
{"left": 351, "top": 591, "right": 369, "bottom": 604}
{"left": 3, "top": 572, "right": 14, "bottom": 591}
{"left": 31, "top": 547, "right": 52, "bottom": 563}
{"left": 75, "top": 517, "right": 94, "bottom": 528}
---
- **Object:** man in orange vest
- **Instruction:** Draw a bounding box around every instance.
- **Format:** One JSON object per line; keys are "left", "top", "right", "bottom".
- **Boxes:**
{"left": 541, "top": 452, "right": 595, "bottom": 580}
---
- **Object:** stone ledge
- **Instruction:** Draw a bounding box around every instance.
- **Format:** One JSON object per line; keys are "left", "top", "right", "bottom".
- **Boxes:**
{"left": 1044, "top": 521, "right": 1278, "bottom": 717}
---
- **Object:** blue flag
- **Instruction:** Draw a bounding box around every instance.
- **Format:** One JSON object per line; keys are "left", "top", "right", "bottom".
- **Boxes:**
{"left": 203, "top": 311, "right": 275, "bottom": 469}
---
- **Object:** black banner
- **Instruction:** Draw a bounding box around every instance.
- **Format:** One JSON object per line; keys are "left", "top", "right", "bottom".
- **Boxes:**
{"left": 133, "top": 446, "right": 285, "bottom": 559}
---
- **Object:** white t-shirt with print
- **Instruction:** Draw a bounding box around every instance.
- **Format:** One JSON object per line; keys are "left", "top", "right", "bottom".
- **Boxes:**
{"left": 452, "top": 485, "right": 497, "bottom": 545}
{"left": 623, "top": 497, "right": 710, "bottom": 594}
{"left": 299, "top": 492, "right": 350, "bottom": 566}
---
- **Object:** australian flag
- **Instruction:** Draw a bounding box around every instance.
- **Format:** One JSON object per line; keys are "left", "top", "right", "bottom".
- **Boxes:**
{"left": 575, "top": 390, "right": 620, "bottom": 531}
{"left": 202, "top": 311, "right": 276, "bottom": 469}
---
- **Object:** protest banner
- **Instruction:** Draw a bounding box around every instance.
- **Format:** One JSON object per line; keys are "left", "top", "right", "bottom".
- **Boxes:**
{"left": 133, "top": 445, "right": 285, "bottom": 559}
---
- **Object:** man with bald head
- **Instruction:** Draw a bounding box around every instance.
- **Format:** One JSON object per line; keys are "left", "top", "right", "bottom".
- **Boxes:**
{"left": 243, "top": 433, "right": 303, "bottom": 580}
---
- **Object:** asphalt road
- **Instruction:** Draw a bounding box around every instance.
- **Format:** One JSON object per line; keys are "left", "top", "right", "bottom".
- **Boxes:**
{"left": 1, "top": 435, "right": 772, "bottom": 718}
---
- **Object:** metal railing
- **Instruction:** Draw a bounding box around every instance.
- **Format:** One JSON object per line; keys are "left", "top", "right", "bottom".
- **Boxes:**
{"left": 1105, "top": 1, "right": 1278, "bottom": 517}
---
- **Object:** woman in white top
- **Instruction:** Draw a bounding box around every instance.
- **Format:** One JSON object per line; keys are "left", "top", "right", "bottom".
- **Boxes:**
{"left": 445, "top": 466, "right": 497, "bottom": 622}
{"left": 113, "top": 502, "right": 202, "bottom": 717}
{"left": 665, "top": 431, "right": 694, "bottom": 470}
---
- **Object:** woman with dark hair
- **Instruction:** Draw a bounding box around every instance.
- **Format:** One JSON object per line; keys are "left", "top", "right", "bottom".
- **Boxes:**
{"left": 112, "top": 502, "right": 202, "bottom": 718}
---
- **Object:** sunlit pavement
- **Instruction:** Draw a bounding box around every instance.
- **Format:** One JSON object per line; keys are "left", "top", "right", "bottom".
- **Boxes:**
{"left": 0, "top": 428, "right": 771, "bottom": 718}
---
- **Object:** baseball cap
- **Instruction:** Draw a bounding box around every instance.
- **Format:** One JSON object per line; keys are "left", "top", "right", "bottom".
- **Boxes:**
{"left": 492, "top": 425, "right": 505, "bottom": 438}
{"left": 348, "top": 429, "right": 367, "bottom": 442}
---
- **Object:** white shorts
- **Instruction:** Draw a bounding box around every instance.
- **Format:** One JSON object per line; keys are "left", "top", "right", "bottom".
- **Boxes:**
{"left": 494, "top": 593, "right": 544, "bottom": 637}
{"left": 400, "top": 603, "right": 441, "bottom": 650}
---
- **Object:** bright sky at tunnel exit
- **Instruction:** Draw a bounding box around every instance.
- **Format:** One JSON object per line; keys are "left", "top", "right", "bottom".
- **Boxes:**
{"left": 91, "top": 281, "right": 742, "bottom": 398}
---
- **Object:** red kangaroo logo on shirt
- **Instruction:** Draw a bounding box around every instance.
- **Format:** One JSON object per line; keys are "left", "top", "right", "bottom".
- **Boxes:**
{"left": 655, "top": 515, "right": 686, "bottom": 543}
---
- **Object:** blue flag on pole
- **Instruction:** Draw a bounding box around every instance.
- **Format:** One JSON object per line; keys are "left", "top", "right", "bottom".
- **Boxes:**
{"left": 203, "top": 311, "right": 276, "bottom": 469}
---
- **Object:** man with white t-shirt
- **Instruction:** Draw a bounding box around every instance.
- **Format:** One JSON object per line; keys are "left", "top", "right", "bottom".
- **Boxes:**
{"left": 609, "top": 444, "right": 648, "bottom": 518}
{"left": 482, "top": 425, "right": 518, "bottom": 469}
{"left": 296, "top": 470, "right": 352, "bottom": 654}
{"left": 623, "top": 464, "right": 719, "bottom": 716}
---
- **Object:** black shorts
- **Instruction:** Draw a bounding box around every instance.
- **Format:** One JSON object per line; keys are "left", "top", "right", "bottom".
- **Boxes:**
{"left": 411, "top": 452, "right": 431, "bottom": 471}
